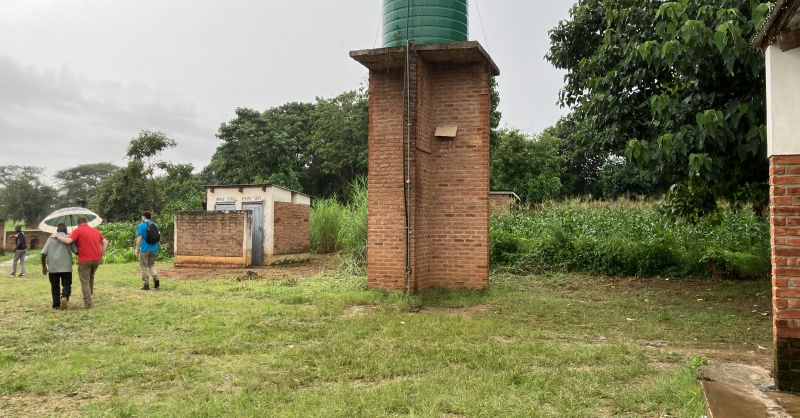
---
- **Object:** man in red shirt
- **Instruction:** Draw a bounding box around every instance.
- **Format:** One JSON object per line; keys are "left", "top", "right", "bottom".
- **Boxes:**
{"left": 52, "top": 218, "right": 109, "bottom": 309}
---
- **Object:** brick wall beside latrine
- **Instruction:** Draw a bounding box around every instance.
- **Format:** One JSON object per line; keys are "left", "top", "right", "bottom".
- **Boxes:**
{"left": 273, "top": 202, "right": 310, "bottom": 255}
{"left": 770, "top": 155, "right": 800, "bottom": 390}
{"left": 4, "top": 230, "right": 52, "bottom": 252}
{"left": 174, "top": 211, "right": 251, "bottom": 267}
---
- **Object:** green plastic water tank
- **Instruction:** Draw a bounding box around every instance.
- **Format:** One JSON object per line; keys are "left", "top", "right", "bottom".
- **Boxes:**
{"left": 382, "top": 0, "right": 468, "bottom": 48}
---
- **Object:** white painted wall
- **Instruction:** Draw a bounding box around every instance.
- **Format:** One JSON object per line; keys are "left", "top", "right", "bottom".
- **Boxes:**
{"left": 766, "top": 45, "right": 800, "bottom": 156}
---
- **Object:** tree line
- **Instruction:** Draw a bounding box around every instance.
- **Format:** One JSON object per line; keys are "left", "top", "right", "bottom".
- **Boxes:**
{"left": 0, "top": 0, "right": 773, "bottom": 224}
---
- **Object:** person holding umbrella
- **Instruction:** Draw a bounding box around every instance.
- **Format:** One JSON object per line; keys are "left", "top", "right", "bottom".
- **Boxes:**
{"left": 51, "top": 217, "right": 108, "bottom": 309}
{"left": 41, "top": 223, "right": 77, "bottom": 310}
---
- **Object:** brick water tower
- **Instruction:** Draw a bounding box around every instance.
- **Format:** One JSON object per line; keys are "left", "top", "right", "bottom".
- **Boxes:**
{"left": 350, "top": 0, "right": 499, "bottom": 293}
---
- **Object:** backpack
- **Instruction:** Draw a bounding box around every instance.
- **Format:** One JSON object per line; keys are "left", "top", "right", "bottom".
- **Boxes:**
{"left": 145, "top": 222, "right": 161, "bottom": 245}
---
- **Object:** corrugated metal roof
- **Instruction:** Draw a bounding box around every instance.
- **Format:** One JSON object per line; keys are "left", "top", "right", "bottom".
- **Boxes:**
{"left": 753, "top": 0, "right": 800, "bottom": 49}
{"left": 791, "top": 8, "right": 800, "bottom": 28}
{"left": 490, "top": 191, "right": 521, "bottom": 201}
{"left": 203, "top": 183, "right": 313, "bottom": 198}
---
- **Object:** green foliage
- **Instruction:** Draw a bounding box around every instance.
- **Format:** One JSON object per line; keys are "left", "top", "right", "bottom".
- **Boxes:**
{"left": 546, "top": 0, "right": 771, "bottom": 215}
{"left": 490, "top": 129, "right": 563, "bottom": 203}
{"left": 310, "top": 198, "right": 345, "bottom": 254}
{"left": 490, "top": 199, "right": 770, "bottom": 278}
{"left": 91, "top": 161, "right": 150, "bottom": 223}
{"left": 126, "top": 130, "right": 178, "bottom": 213}
{"left": 309, "top": 177, "right": 369, "bottom": 275}
{"left": 337, "top": 177, "right": 368, "bottom": 276}
{"left": 489, "top": 77, "right": 502, "bottom": 151}
{"left": 52, "top": 163, "right": 118, "bottom": 209}
{"left": 201, "top": 89, "right": 369, "bottom": 198}
{"left": 0, "top": 166, "right": 55, "bottom": 225}
{"left": 202, "top": 107, "right": 303, "bottom": 191}
{"left": 98, "top": 221, "right": 172, "bottom": 264}
{"left": 307, "top": 89, "right": 369, "bottom": 197}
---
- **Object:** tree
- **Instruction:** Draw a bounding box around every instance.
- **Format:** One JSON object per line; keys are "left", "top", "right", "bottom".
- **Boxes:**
{"left": 90, "top": 161, "right": 150, "bottom": 223}
{"left": 307, "top": 89, "right": 369, "bottom": 197}
{"left": 490, "top": 129, "right": 563, "bottom": 203}
{"left": 126, "top": 130, "right": 177, "bottom": 213}
{"left": 490, "top": 77, "right": 502, "bottom": 152}
{"left": 159, "top": 163, "right": 203, "bottom": 207}
{"left": 546, "top": 0, "right": 772, "bottom": 216}
{"left": 0, "top": 166, "right": 56, "bottom": 225}
{"left": 53, "top": 163, "right": 118, "bottom": 208}
{"left": 202, "top": 108, "right": 303, "bottom": 191}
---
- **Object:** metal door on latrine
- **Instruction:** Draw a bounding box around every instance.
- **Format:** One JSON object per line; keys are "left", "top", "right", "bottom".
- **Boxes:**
{"left": 243, "top": 203, "right": 264, "bottom": 266}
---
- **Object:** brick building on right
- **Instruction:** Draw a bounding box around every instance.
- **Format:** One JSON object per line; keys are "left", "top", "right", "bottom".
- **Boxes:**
{"left": 754, "top": 0, "right": 800, "bottom": 391}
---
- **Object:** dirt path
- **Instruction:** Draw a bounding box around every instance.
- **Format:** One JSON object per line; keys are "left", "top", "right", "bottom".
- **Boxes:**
{"left": 157, "top": 254, "right": 340, "bottom": 282}
{"left": 0, "top": 253, "right": 36, "bottom": 268}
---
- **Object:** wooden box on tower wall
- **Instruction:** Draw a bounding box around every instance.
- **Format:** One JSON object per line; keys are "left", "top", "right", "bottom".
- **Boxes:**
{"left": 174, "top": 184, "right": 311, "bottom": 268}
{"left": 350, "top": 41, "right": 499, "bottom": 292}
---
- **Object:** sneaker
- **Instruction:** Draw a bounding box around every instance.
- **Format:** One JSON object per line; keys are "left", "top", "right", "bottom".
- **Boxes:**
{"left": 18, "top": 274, "right": 25, "bottom": 277}
{"left": 140, "top": 285, "right": 150, "bottom": 290}
{"left": 153, "top": 278, "right": 160, "bottom": 289}
{"left": 60, "top": 297, "right": 68, "bottom": 310}
{"left": 52, "top": 307, "right": 60, "bottom": 310}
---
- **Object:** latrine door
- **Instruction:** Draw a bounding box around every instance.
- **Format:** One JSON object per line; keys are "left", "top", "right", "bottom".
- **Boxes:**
{"left": 243, "top": 203, "right": 264, "bottom": 266}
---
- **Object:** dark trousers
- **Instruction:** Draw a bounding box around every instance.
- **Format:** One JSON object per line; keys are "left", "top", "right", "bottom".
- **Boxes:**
{"left": 49, "top": 272, "right": 72, "bottom": 309}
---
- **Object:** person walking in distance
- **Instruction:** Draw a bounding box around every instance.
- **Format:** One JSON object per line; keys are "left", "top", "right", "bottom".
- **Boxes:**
{"left": 135, "top": 211, "right": 160, "bottom": 290}
{"left": 10, "top": 225, "right": 27, "bottom": 277}
{"left": 52, "top": 218, "right": 108, "bottom": 309}
{"left": 41, "top": 223, "right": 77, "bottom": 310}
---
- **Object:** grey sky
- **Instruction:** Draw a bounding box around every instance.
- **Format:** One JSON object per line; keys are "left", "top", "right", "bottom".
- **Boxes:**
{"left": 0, "top": 0, "right": 573, "bottom": 179}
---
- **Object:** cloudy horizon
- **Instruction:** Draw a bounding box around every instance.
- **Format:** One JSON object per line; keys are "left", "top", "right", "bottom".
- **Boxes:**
{"left": 0, "top": 0, "right": 573, "bottom": 182}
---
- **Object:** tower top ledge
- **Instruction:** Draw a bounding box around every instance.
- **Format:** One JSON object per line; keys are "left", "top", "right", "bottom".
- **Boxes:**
{"left": 350, "top": 41, "right": 500, "bottom": 76}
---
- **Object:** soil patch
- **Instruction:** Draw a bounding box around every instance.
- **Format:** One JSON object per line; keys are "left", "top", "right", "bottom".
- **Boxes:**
{"left": 158, "top": 254, "right": 339, "bottom": 282}
{"left": 422, "top": 304, "right": 492, "bottom": 318}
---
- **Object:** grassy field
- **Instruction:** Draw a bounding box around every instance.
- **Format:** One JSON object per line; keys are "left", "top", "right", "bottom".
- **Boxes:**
{"left": 0, "top": 260, "right": 773, "bottom": 417}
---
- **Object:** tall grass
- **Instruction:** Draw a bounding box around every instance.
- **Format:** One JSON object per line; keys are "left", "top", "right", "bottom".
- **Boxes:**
{"left": 491, "top": 198, "right": 771, "bottom": 278}
{"left": 310, "top": 177, "right": 368, "bottom": 275}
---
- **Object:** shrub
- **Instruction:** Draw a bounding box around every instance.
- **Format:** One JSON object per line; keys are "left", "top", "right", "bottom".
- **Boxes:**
{"left": 309, "top": 176, "right": 368, "bottom": 276}
{"left": 491, "top": 198, "right": 770, "bottom": 278}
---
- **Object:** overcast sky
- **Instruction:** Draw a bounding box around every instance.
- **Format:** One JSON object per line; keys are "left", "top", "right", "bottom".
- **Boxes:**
{"left": 0, "top": 0, "right": 573, "bottom": 179}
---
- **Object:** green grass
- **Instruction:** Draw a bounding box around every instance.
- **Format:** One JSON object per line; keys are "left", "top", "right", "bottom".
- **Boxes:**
{"left": 0, "top": 263, "right": 772, "bottom": 417}
{"left": 0, "top": 249, "right": 41, "bottom": 265}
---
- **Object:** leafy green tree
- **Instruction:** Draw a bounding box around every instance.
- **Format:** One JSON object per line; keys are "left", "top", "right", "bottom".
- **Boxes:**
{"left": 126, "top": 130, "right": 177, "bottom": 213}
{"left": 490, "top": 77, "right": 502, "bottom": 152}
{"left": 53, "top": 163, "right": 118, "bottom": 208}
{"left": 0, "top": 166, "right": 56, "bottom": 225}
{"left": 490, "top": 129, "right": 563, "bottom": 203}
{"left": 90, "top": 161, "right": 150, "bottom": 223}
{"left": 202, "top": 108, "right": 303, "bottom": 191}
{"left": 546, "top": 0, "right": 772, "bottom": 216}
{"left": 308, "top": 89, "right": 369, "bottom": 197}
{"left": 159, "top": 163, "right": 203, "bottom": 207}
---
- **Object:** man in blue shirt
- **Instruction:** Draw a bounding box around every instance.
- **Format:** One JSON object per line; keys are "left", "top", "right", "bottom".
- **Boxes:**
{"left": 135, "top": 211, "right": 159, "bottom": 290}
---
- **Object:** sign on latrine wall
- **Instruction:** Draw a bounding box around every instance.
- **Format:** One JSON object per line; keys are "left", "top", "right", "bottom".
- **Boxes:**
{"left": 215, "top": 196, "right": 264, "bottom": 203}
